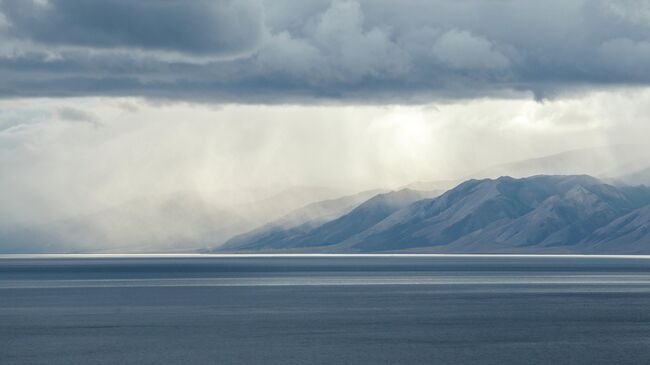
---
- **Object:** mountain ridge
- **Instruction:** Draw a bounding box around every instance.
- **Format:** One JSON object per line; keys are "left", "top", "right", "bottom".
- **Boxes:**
{"left": 218, "top": 175, "right": 650, "bottom": 254}
{"left": 220, "top": 188, "right": 439, "bottom": 251}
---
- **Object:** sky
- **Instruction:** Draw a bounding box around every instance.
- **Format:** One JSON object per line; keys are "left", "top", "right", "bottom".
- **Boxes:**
{"left": 2, "top": 0, "right": 650, "bottom": 101}
{"left": 1, "top": 0, "right": 650, "bottom": 252}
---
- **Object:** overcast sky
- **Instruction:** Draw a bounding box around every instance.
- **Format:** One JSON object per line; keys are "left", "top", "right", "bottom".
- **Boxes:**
{"left": 1, "top": 0, "right": 650, "bottom": 101}
{"left": 2, "top": 0, "right": 650, "bottom": 251}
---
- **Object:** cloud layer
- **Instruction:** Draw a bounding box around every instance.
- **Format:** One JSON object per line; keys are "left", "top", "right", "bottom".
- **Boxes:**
{"left": 2, "top": 0, "right": 264, "bottom": 57}
{"left": 1, "top": 0, "right": 650, "bottom": 102}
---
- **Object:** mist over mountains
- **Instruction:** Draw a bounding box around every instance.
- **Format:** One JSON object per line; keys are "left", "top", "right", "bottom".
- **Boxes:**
{"left": 2, "top": 146, "right": 650, "bottom": 254}
{"left": 222, "top": 188, "right": 437, "bottom": 252}
{"left": 221, "top": 175, "right": 650, "bottom": 254}
{"left": 0, "top": 187, "right": 348, "bottom": 253}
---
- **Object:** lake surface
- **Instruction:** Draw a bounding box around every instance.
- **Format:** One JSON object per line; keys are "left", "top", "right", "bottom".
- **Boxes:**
{"left": 2, "top": 254, "right": 650, "bottom": 364}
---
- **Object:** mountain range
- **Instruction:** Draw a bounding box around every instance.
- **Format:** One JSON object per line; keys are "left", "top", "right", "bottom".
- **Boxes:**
{"left": 4, "top": 146, "right": 650, "bottom": 254}
{"left": 219, "top": 175, "right": 650, "bottom": 254}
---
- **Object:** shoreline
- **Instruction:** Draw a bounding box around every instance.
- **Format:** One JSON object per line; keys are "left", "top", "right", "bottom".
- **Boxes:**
{"left": 3, "top": 253, "right": 650, "bottom": 259}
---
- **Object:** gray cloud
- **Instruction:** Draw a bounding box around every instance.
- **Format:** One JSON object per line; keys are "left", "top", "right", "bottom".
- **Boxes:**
{"left": 431, "top": 30, "right": 510, "bottom": 70}
{"left": 0, "top": 0, "right": 264, "bottom": 57}
{"left": 57, "top": 107, "right": 100, "bottom": 126}
{"left": 256, "top": 1, "right": 409, "bottom": 84}
{"left": 1, "top": 0, "right": 650, "bottom": 102}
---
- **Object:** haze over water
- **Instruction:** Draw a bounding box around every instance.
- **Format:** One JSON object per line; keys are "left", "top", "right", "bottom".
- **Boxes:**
{"left": 2, "top": 255, "right": 650, "bottom": 365}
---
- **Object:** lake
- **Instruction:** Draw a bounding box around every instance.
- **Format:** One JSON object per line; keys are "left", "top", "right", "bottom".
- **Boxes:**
{"left": 2, "top": 254, "right": 650, "bottom": 364}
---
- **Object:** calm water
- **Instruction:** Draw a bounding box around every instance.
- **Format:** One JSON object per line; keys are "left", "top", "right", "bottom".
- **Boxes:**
{"left": 2, "top": 255, "right": 650, "bottom": 364}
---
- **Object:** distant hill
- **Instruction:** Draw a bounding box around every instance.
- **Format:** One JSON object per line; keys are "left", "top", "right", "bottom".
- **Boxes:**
{"left": 610, "top": 166, "right": 650, "bottom": 187}
{"left": 396, "top": 146, "right": 650, "bottom": 198}
{"left": 230, "top": 186, "right": 348, "bottom": 226}
{"left": 585, "top": 205, "right": 650, "bottom": 253}
{"left": 218, "top": 189, "right": 387, "bottom": 251}
{"left": 218, "top": 175, "right": 650, "bottom": 254}
{"left": 468, "top": 146, "right": 649, "bottom": 180}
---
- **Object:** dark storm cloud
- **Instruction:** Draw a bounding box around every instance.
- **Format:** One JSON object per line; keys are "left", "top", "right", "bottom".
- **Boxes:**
{"left": 0, "top": 0, "right": 264, "bottom": 56}
{"left": 1, "top": 0, "right": 650, "bottom": 102}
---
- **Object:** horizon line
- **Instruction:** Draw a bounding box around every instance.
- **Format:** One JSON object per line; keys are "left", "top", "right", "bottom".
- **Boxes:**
{"left": 3, "top": 253, "right": 650, "bottom": 259}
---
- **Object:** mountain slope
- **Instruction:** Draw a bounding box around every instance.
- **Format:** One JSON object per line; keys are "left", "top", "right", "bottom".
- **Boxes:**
{"left": 342, "top": 175, "right": 606, "bottom": 251}
{"left": 219, "top": 175, "right": 650, "bottom": 253}
{"left": 452, "top": 183, "right": 646, "bottom": 249}
{"left": 230, "top": 186, "right": 347, "bottom": 227}
{"left": 220, "top": 189, "right": 438, "bottom": 251}
{"left": 219, "top": 189, "right": 385, "bottom": 251}
{"left": 354, "top": 176, "right": 650, "bottom": 253}
{"left": 583, "top": 205, "right": 650, "bottom": 252}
